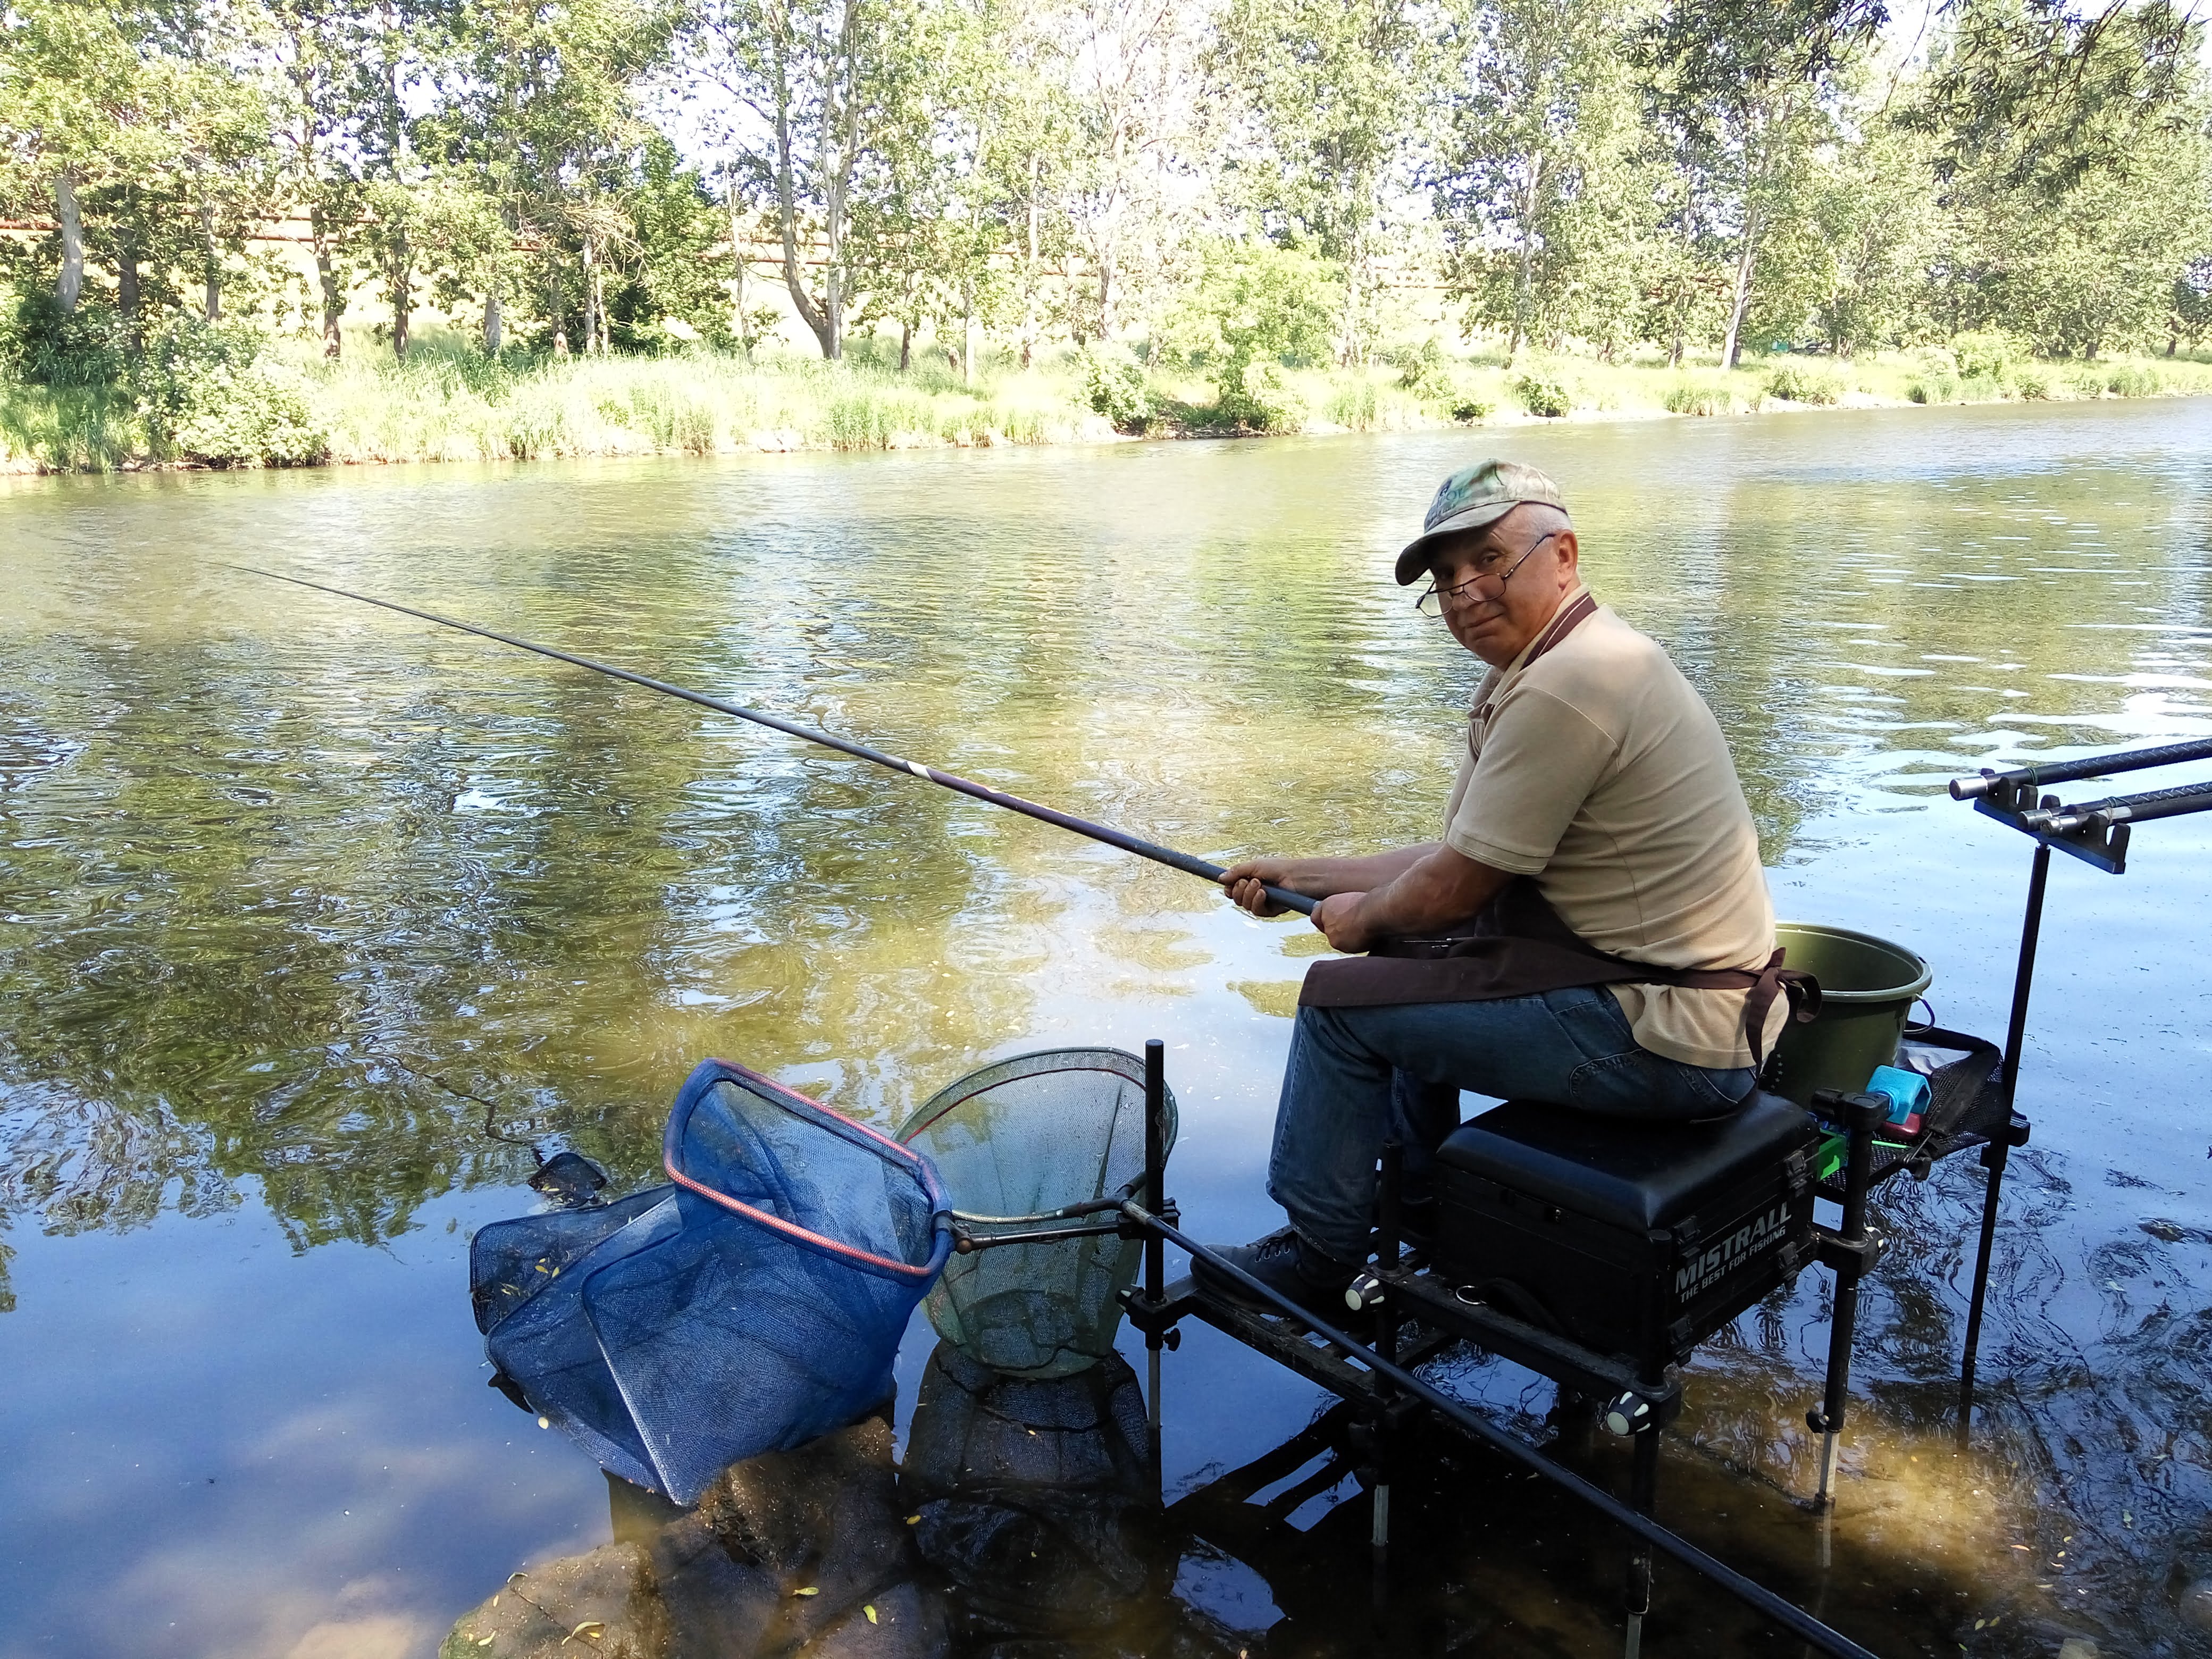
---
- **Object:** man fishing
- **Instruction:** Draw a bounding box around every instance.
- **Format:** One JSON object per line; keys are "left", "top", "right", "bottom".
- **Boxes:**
{"left": 1199, "top": 458, "right": 1794, "bottom": 1314}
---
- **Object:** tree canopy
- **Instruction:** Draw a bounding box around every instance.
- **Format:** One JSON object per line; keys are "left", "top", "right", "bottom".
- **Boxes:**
{"left": 2, "top": 0, "right": 2208, "bottom": 367}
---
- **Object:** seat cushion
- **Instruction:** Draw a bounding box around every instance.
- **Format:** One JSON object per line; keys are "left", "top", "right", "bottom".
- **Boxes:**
{"left": 1435, "top": 1092, "right": 1814, "bottom": 1233}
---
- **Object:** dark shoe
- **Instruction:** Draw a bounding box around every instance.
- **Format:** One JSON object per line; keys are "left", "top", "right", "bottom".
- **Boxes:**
{"left": 1191, "top": 1228, "right": 1360, "bottom": 1321}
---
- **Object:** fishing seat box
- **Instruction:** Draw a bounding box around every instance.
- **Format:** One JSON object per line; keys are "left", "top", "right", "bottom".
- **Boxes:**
{"left": 1430, "top": 1091, "right": 1819, "bottom": 1373}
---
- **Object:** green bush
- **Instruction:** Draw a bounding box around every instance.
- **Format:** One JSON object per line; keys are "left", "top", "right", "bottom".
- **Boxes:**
{"left": 1512, "top": 368, "right": 1571, "bottom": 418}
{"left": 1664, "top": 377, "right": 1734, "bottom": 416}
{"left": 0, "top": 290, "right": 131, "bottom": 387}
{"left": 1324, "top": 378, "right": 1380, "bottom": 428}
{"left": 1763, "top": 361, "right": 1843, "bottom": 405}
{"left": 2105, "top": 362, "right": 2160, "bottom": 397}
{"left": 0, "top": 382, "right": 142, "bottom": 471}
{"left": 1216, "top": 357, "right": 1306, "bottom": 433}
{"left": 1397, "top": 338, "right": 1456, "bottom": 403}
{"left": 2012, "top": 365, "right": 2052, "bottom": 400}
{"left": 135, "top": 319, "right": 330, "bottom": 466}
{"left": 1907, "top": 346, "right": 1961, "bottom": 405}
{"left": 2067, "top": 365, "right": 2111, "bottom": 397}
{"left": 1950, "top": 330, "right": 2025, "bottom": 382}
{"left": 1078, "top": 345, "right": 1152, "bottom": 433}
{"left": 1449, "top": 397, "right": 1491, "bottom": 424}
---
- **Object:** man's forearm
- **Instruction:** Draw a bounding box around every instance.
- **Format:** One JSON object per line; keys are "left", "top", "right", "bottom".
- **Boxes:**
{"left": 1353, "top": 845, "right": 1511, "bottom": 939}
{"left": 1276, "top": 844, "right": 1441, "bottom": 898}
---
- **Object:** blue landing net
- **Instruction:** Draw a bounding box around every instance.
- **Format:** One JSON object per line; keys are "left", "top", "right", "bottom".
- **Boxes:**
{"left": 469, "top": 1058, "right": 953, "bottom": 1504}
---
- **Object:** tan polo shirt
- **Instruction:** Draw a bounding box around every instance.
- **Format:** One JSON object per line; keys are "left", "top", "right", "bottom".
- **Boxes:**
{"left": 1442, "top": 586, "right": 1784, "bottom": 1070}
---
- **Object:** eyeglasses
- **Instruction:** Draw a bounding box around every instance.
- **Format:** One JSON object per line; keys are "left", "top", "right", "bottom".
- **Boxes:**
{"left": 1415, "top": 531, "right": 1561, "bottom": 617}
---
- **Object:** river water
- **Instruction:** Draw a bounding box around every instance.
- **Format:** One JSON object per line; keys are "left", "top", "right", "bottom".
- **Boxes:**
{"left": 3, "top": 401, "right": 2210, "bottom": 1659}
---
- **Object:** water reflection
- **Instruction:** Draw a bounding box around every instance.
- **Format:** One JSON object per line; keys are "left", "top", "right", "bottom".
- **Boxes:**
{"left": 2, "top": 401, "right": 2210, "bottom": 1654}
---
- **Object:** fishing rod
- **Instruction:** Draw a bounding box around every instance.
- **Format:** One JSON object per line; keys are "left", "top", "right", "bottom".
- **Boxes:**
{"left": 234, "top": 567, "right": 1318, "bottom": 918}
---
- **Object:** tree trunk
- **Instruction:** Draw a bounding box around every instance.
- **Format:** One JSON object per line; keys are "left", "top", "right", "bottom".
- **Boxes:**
{"left": 727, "top": 183, "right": 749, "bottom": 350}
{"left": 1020, "top": 156, "right": 1040, "bottom": 369}
{"left": 118, "top": 254, "right": 140, "bottom": 323}
{"left": 391, "top": 235, "right": 412, "bottom": 361}
{"left": 312, "top": 204, "right": 343, "bottom": 359}
{"left": 770, "top": 22, "right": 835, "bottom": 359}
{"left": 1505, "top": 152, "right": 1543, "bottom": 370}
{"left": 899, "top": 321, "right": 911, "bottom": 371}
{"left": 581, "top": 237, "right": 603, "bottom": 355}
{"left": 200, "top": 200, "right": 223, "bottom": 322}
{"left": 961, "top": 275, "right": 976, "bottom": 385}
{"left": 1721, "top": 224, "right": 1757, "bottom": 371}
{"left": 55, "top": 173, "right": 84, "bottom": 315}
{"left": 484, "top": 288, "right": 502, "bottom": 355}
{"left": 1340, "top": 249, "right": 1363, "bottom": 371}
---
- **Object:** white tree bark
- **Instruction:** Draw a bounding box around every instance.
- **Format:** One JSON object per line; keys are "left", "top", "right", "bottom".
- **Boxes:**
{"left": 55, "top": 174, "right": 84, "bottom": 315}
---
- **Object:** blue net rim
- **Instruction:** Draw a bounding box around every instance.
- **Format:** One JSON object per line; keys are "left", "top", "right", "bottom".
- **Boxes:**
{"left": 663, "top": 1058, "right": 952, "bottom": 1283}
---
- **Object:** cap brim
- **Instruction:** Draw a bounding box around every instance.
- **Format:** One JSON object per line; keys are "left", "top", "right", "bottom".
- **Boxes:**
{"left": 1394, "top": 500, "right": 1520, "bottom": 585}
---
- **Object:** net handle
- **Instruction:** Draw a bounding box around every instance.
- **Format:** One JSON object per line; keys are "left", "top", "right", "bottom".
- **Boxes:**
{"left": 945, "top": 1194, "right": 1133, "bottom": 1228}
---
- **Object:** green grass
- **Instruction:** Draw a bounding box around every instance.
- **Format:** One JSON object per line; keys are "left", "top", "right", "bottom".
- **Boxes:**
{"left": 7, "top": 336, "right": 2212, "bottom": 473}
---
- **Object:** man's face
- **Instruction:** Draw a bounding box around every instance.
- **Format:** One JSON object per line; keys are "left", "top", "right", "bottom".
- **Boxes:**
{"left": 1427, "top": 508, "right": 1579, "bottom": 667}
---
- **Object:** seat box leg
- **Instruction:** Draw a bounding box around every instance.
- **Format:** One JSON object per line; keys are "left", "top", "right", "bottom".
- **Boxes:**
{"left": 1809, "top": 1092, "right": 1886, "bottom": 1509}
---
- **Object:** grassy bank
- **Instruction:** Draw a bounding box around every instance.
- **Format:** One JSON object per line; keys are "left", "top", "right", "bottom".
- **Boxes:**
{"left": 5, "top": 334, "right": 2211, "bottom": 474}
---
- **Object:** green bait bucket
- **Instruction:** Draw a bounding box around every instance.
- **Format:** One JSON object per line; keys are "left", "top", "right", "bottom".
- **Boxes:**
{"left": 1766, "top": 923, "right": 1933, "bottom": 1105}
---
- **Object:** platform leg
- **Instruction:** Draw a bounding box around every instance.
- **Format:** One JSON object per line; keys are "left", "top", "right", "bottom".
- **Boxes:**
{"left": 1957, "top": 1142, "right": 2010, "bottom": 1425}
{"left": 1370, "top": 1142, "right": 1402, "bottom": 1573}
{"left": 1960, "top": 843, "right": 2046, "bottom": 1419}
{"left": 1812, "top": 1094, "right": 1883, "bottom": 1510}
{"left": 1143, "top": 1040, "right": 1167, "bottom": 1481}
{"left": 1623, "top": 1422, "right": 1660, "bottom": 1659}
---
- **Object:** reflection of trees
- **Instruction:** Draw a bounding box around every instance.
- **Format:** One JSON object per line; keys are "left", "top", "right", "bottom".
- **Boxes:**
{"left": 0, "top": 607, "right": 1029, "bottom": 1253}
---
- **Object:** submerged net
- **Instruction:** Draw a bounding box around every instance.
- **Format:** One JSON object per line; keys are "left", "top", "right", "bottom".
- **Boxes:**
{"left": 898, "top": 1048, "right": 1176, "bottom": 1380}
{"left": 470, "top": 1058, "right": 951, "bottom": 1504}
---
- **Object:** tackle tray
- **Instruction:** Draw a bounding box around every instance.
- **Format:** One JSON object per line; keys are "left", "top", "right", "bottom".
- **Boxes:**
{"left": 1811, "top": 1025, "right": 2012, "bottom": 1202}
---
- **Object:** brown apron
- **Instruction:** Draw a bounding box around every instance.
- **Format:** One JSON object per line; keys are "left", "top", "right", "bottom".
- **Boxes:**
{"left": 1297, "top": 593, "right": 1818, "bottom": 1071}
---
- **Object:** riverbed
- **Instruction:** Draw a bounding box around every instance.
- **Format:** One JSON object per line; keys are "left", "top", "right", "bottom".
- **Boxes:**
{"left": 4, "top": 400, "right": 2210, "bottom": 1657}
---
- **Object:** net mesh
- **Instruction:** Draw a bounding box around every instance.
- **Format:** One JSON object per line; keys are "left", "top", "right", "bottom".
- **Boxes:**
{"left": 470, "top": 1058, "right": 951, "bottom": 1504}
{"left": 898, "top": 1048, "right": 1176, "bottom": 1380}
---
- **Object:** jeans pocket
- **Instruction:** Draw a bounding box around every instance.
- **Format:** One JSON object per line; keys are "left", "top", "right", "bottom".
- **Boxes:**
{"left": 1565, "top": 1048, "right": 1664, "bottom": 1116}
{"left": 1568, "top": 1050, "right": 1754, "bottom": 1119}
{"left": 1547, "top": 985, "right": 1638, "bottom": 1063}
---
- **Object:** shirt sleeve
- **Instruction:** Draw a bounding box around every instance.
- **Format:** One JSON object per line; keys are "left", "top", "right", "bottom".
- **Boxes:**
{"left": 1444, "top": 685, "right": 1619, "bottom": 873}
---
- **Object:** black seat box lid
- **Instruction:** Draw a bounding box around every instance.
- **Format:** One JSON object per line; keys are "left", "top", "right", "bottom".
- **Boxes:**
{"left": 1435, "top": 1092, "right": 1814, "bottom": 1233}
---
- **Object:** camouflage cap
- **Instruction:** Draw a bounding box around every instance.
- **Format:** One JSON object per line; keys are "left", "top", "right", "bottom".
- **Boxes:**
{"left": 1395, "top": 459, "right": 1569, "bottom": 585}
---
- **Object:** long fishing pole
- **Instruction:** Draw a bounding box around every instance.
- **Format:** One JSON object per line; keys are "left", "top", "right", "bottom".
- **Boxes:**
{"left": 234, "top": 567, "right": 1318, "bottom": 917}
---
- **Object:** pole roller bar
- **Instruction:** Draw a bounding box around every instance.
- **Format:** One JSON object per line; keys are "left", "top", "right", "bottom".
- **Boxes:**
{"left": 2021, "top": 781, "right": 2212, "bottom": 835}
{"left": 1949, "top": 735, "right": 2212, "bottom": 800}
{"left": 236, "top": 567, "right": 1318, "bottom": 916}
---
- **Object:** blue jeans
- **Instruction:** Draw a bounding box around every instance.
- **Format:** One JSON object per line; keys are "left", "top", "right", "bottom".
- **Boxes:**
{"left": 1266, "top": 986, "right": 1756, "bottom": 1262}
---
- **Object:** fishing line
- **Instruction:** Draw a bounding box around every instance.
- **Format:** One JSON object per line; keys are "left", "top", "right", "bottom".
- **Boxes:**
{"left": 234, "top": 566, "right": 1317, "bottom": 917}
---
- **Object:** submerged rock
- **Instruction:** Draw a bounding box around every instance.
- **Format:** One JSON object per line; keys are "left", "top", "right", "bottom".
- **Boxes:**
{"left": 2179, "top": 1577, "right": 2212, "bottom": 1630}
{"left": 442, "top": 1415, "right": 944, "bottom": 1659}
{"left": 439, "top": 1542, "right": 663, "bottom": 1658}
